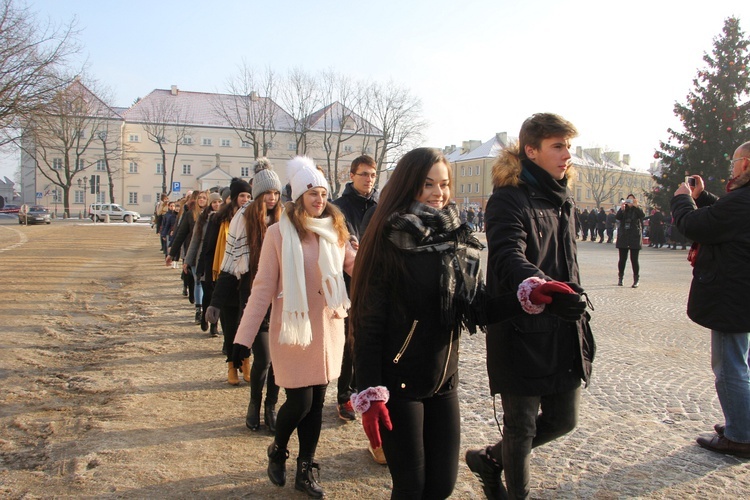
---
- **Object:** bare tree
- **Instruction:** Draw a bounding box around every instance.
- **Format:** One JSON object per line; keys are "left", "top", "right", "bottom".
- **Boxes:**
{"left": 363, "top": 80, "right": 425, "bottom": 187}
{"left": 214, "top": 64, "right": 279, "bottom": 158}
{"left": 280, "top": 68, "right": 321, "bottom": 155}
{"left": 95, "top": 118, "right": 134, "bottom": 204}
{"left": 318, "top": 71, "right": 367, "bottom": 196}
{"left": 576, "top": 148, "right": 640, "bottom": 208}
{"left": 137, "top": 95, "right": 191, "bottom": 196}
{"left": 20, "top": 78, "right": 121, "bottom": 217}
{"left": 0, "top": 0, "right": 80, "bottom": 146}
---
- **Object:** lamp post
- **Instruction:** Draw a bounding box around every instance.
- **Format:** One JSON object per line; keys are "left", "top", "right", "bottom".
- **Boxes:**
{"left": 77, "top": 176, "right": 88, "bottom": 219}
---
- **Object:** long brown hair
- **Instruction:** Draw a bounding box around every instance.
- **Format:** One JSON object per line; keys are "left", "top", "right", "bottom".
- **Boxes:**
{"left": 190, "top": 190, "right": 207, "bottom": 222}
{"left": 245, "top": 192, "right": 283, "bottom": 283}
{"left": 349, "top": 147, "right": 452, "bottom": 333}
{"left": 284, "top": 198, "right": 349, "bottom": 246}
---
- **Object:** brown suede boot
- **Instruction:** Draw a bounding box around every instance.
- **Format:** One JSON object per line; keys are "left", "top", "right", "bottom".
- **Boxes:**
{"left": 241, "top": 357, "right": 250, "bottom": 383}
{"left": 227, "top": 362, "right": 240, "bottom": 386}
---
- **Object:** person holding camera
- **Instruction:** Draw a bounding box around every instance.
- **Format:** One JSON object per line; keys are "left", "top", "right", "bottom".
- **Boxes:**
{"left": 615, "top": 194, "right": 645, "bottom": 287}
{"left": 671, "top": 142, "right": 750, "bottom": 459}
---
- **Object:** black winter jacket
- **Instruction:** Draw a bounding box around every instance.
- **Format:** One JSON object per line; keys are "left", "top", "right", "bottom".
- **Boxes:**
{"left": 484, "top": 160, "right": 594, "bottom": 397}
{"left": 615, "top": 205, "right": 644, "bottom": 249}
{"left": 354, "top": 249, "right": 460, "bottom": 400}
{"left": 332, "top": 183, "right": 378, "bottom": 242}
{"left": 168, "top": 212, "right": 196, "bottom": 261}
{"left": 672, "top": 187, "right": 750, "bottom": 333}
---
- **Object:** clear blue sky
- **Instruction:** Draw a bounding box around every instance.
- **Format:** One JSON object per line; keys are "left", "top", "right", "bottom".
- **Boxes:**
{"left": 3, "top": 0, "right": 749, "bottom": 180}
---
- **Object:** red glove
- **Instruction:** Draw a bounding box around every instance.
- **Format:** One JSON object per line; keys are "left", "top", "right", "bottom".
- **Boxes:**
{"left": 361, "top": 400, "right": 392, "bottom": 449}
{"left": 529, "top": 281, "right": 576, "bottom": 305}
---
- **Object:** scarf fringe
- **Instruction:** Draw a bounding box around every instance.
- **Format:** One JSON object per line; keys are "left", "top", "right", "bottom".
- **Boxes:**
{"left": 279, "top": 311, "right": 313, "bottom": 346}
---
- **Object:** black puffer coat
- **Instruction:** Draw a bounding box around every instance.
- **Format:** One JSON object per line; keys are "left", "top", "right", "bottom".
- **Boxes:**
{"left": 332, "top": 183, "right": 379, "bottom": 242}
{"left": 615, "top": 205, "right": 645, "bottom": 249}
{"left": 672, "top": 185, "right": 750, "bottom": 333}
{"left": 484, "top": 158, "right": 594, "bottom": 397}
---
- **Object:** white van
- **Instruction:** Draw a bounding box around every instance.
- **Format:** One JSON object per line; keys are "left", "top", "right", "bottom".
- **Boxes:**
{"left": 89, "top": 203, "right": 141, "bottom": 223}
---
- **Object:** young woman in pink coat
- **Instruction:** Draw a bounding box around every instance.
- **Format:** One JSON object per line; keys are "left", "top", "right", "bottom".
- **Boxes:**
{"left": 233, "top": 156, "right": 355, "bottom": 499}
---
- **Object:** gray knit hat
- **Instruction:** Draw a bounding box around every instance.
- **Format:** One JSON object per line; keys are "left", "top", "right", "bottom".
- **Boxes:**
{"left": 251, "top": 158, "right": 282, "bottom": 199}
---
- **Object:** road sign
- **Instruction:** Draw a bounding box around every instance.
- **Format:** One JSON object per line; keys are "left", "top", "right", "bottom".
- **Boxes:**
{"left": 36, "top": 192, "right": 43, "bottom": 198}
{"left": 172, "top": 182, "right": 181, "bottom": 193}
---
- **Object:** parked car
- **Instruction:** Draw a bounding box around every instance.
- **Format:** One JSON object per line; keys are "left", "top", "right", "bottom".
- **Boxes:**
{"left": 0, "top": 204, "right": 21, "bottom": 214}
{"left": 18, "top": 205, "right": 51, "bottom": 225}
{"left": 88, "top": 203, "right": 141, "bottom": 223}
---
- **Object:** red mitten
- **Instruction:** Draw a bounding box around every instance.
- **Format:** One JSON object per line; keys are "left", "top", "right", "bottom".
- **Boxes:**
{"left": 361, "top": 401, "right": 392, "bottom": 449}
{"left": 529, "top": 281, "right": 576, "bottom": 305}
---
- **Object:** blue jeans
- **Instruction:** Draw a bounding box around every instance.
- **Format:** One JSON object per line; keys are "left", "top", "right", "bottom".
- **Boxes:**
{"left": 711, "top": 330, "right": 750, "bottom": 443}
{"left": 190, "top": 265, "right": 203, "bottom": 306}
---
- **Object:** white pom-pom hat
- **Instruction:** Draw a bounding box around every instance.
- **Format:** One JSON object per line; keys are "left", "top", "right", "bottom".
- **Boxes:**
{"left": 287, "top": 156, "right": 330, "bottom": 201}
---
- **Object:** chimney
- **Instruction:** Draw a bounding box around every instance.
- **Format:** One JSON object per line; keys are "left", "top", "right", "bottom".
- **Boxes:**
{"left": 249, "top": 91, "right": 259, "bottom": 101}
{"left": 623, "top": 154, "right": 630, "bottom": 165}
{"left": 576, "top": 146, "right": 583, "bottom": 158}
{"left": 495, "top": 132, "right": 508, "bottom": 146}
{"left": 170, "top": 85, "right": 178, "bottom": 96}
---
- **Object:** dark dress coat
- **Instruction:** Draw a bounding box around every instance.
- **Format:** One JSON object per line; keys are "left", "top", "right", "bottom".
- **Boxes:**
{"left": 615, "top": 205, "right": 645, "bottom": 249}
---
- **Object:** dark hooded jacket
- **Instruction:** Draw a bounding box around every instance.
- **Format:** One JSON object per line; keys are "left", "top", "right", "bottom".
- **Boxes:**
{"left": 484, "top": 156, "right": 594, "bottom": 396}
{"left": 332, "top": 182, "right": 379, "bottom": 242}
{"left": 671, "top": 170, "right": 750, "bottom": 333}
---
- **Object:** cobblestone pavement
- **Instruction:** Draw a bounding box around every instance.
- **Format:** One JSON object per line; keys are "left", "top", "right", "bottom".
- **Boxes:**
{"left": 457, "top": 235, "right": 750, "bottom": 498}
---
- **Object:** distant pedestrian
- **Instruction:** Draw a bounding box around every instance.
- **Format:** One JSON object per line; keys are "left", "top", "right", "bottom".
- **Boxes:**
{"left": 587, "top": 208, "right": 597, "bottom": 242}
{"left": 477, "top": 208, "right": 485, "bottom": 232}
{"left": 605, "top": 208, "right": 616, "bottom": 243}
{"left": 596, "top": 207, "right": 606, "bottom": 243}
{"left": 580, "top": 209, "right": 589, "bottom": 240}
{"left": 467, "top": 207, "right": 476, "bottom": 230}
{"left": 671, "top": 142, "right": 750, "bottom": 459}
{"left": 615, "top": 194, "right": 645, "bottom": 287}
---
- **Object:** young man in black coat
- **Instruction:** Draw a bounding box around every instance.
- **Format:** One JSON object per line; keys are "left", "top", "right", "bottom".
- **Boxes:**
{"left": 465, "top": 113, "right": 594, "bottom": 499}
{"left": 331, "top": 156, "right": 379, "bottom": 427}
{"left": 672, "top": 141, "right": 750, "bottom": 459}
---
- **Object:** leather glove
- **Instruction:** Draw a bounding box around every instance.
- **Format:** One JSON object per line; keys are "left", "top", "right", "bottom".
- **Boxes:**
{"left": 231, "top": 343, "right": 250, "bottom": 368}
{"left": 362, "top": 400, "right": 392, "bottom": 449}
{"left": 205, "top": 305, "right": 220, "bottom": 324}
{"left": 547, "top": 292, "right": 587, "bottom": 322}
{"left": 529, "top": 281, "right": 576, "bottom": 305}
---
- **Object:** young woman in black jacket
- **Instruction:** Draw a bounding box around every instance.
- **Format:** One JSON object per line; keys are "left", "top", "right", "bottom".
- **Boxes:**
{"left": 615, "top": 194, "right": 646, "bottom": 287}
{"left": 349, "top": 147, "right": 485, "bottom": 499}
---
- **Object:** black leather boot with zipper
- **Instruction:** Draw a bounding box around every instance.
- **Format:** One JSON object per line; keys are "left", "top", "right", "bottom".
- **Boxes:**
{"left": 267, "top": 441, "right": 289, "bottom": 486}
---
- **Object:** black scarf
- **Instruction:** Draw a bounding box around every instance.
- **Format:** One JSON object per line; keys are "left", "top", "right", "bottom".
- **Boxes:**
{"left": 384, "top": 202, "right": 487, "bottom": 334}
{"left": 520, "top": 159, "right": 569, "bottom": 207}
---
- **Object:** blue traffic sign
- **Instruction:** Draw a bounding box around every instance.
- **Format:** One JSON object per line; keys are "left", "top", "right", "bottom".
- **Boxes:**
{"left": 172, "top": 181, "right": 181, "bottom": 192}
{"left": 36, "top": 192, "right": 43, "bottom": 198}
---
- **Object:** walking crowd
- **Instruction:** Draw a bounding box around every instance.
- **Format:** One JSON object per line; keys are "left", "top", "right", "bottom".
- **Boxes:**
{"left": 150, "top": 115, "right": 750, "bottom": 499}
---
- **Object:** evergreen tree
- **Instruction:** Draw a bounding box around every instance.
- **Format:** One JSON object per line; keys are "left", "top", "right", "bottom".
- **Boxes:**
{"left": 651, "top": 17, "right": 750, "bottom": 211}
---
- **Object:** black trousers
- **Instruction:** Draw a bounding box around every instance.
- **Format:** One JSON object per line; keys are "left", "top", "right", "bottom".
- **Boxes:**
{"left": 337, "top": 321, "right": 356, "bottom": 404}
{"left": 617, "top": 248, "right": 640, "bottom": 277}
{"left": 275, "top": 384, "right": 327, "bottom": 460}
{"left": 250, "top": 330, "right": 279, "bottom": 407}
{"left": 381, "top": 387, "right": 460, "bottom": 499}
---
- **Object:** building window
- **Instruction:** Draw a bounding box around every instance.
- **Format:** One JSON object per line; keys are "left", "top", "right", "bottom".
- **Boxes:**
{"left": 182, "top": 136, "right": 193, "bottom": 145}
{"left": 343, "top": 145, "right": 353, "bottom": 153}
{"left": 460, "top": 184, "right": 464, "bottom": 194}
{"left": 461, "top": 166, "right": 465, "bottom": 177}
{"left": 241, "top": 140, "right": 251, "bottom": 148}
{"left": 475, "top": 183, "right": 479, "bottom": 193}
{"left": 74, "top": 190, "right": 84, "bottom": 203}
{"left": 475, "top": 165, "right": 480, "bottom": 175}
{"left": 201, "top": 138, "right": 212, "bottom": 146}
{"left": 128, "top": 134, "right": 140, "bottom": 143}
{"left": 96, "top": 159, "right": 106, "bottom": 171}
{"left": 288, "top": 142, "right": 296, "bottom": 151}
{"left": 75, "top": 158, "right": 84, "bottom": 171}
{"left": 241, "top": 166, "right": 249, "bottom": 176}
{"left": 221, "top": 138, "right": 231, "bottom": 147}
{"left": 128, "top": 192, "right": 138, "bottom": 204}
{"left": 265, "top": 141, "right": 274, "bottom": 150}
{"left": 467, "top": 184, "right": 472, "bottom": 193}
{"left": 156, "top": 163, "right": 163, "bottom": 174}
{"left": 577, "top": 188, "right": 582, "bottom": 200}
{"left": 129, "top": 162, "right": 138, "bottom": 173}
{"left": 52, "top": 158, "right": 63, "bottom": 170}
{"left": 183, "top": 164, "right": 192, "bottom": 175}
{"left": 96, "top": 192, "right": 105, "bottom": 203}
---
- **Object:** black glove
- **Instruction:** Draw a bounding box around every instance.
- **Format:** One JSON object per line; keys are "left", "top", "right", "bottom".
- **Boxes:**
{"left": 547, "top": 292, "right": 586, "bottom": 322}
{"left": 231, "top": 343, "right": 250, "bottom": 368}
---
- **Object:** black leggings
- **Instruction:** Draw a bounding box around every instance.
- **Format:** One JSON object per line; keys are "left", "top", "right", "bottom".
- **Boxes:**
{"left": 618, "top": 248, "right": 640, "bottom": 276}
{"left": 275, "top": 384, "right": 327, "bottom": 460}
{"left": 381, "top": 388, "right": 460, "bottom": 499}
{"left": 221, "top": 305, "right": 240, "bottom": 362}
{"left": 250, "top": 330, "right": 279, "bottom": 407}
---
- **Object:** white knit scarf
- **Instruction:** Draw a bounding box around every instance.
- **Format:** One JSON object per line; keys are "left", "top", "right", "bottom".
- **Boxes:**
{"left": 278, "top": 212, "right": 349, "bottom": 346}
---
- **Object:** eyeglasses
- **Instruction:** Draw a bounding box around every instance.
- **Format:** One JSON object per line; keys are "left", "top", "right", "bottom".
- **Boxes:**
{"left": 354, "top": 173, "right": 377, "bottom": 179}
{"left": 730, "top": 157, "right": 749, "bottom": 164}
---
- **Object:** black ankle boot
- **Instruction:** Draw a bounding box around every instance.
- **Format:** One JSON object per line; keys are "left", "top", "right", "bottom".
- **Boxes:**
{"left": 194, "top": 306, "right": 202, "bottom": 324}
{"left": 295, "top": 458, "right": 325, "bottom": 498}
{"left": 617, "top": 274, "right": 623, "bottom": 286}
{"left": 267, "top": 441, "right": 289, "bottom": 486}
{"left": 210, "top": 323, "right": 219, "bottom": 337}
{"left": 246, "top": 400, "right": 260, "bottom": 431}
{"left": 264, "top": 403, "right": 277, "bottom": 433}
{"left": 632, "top": 275, "right": 640, "bottom": 288}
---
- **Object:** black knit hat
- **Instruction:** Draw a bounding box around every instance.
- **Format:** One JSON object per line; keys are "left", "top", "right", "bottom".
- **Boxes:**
{"left": 229, "top": 177, "right": 251, "bottom": 201}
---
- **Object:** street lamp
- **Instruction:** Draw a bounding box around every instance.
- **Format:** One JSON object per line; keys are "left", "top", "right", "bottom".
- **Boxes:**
{"left": 77, "top": 176, "right": 88, "bottom": 219}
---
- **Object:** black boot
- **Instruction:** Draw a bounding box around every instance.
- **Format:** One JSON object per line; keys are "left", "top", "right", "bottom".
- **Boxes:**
{"left": 246, "top": 399, "right": 261, "bottom": 431}
{"left": 210, "top": 323, "right": 219, "bottom": 337}
{"left": 267, "top": 441, "right": 289, "bottom": 486}
{"left": 200, "top": 308, "right": 208, "bottom": 332}
{"left": 264, "top": 403, "right": 277, "bottom": 433}
{"left": 295, "top": 458, "right": 325, "bottom": 498}
{"left": 618, "top": 274, "right": 623, "bottom": 286}
{"left": 632, "top": 275, "right": 640, "bottom": 288}
{"left": 194, "top": 306, "right": 202, "bottom": 324}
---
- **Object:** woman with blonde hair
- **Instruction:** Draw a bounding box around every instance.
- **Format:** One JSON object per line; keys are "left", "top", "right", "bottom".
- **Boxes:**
{"left": 233, "top": 156, "right": 355, "bottom": 498}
